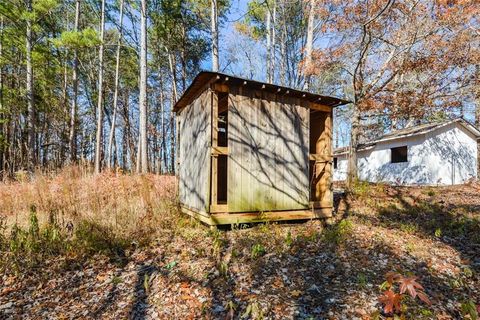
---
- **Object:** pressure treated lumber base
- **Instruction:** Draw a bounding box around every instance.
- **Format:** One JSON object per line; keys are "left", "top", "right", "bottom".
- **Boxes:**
{"left": 181, "top": 206, "right": 333, "bottom": 226}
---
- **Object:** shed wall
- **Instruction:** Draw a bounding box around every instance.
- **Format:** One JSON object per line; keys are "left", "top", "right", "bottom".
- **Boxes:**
{"left": 227, "top": 86, "right": 310, "bottom": 212}
{"left": 178, "top": 88, "right": 211, "bottom": 212}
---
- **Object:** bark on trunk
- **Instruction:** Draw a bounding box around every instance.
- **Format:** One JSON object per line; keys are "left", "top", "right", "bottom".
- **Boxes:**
{"left": 167, "top": 51, "right": 177, "bottom": 174}
{"left": 271, "top": 0, "right": 276, "bottom": 83}
{"left": 26, "top": 0, "right": 35, "bottom": 170}
{"left": 303, "top": 0, "right": 316, "bottom": 91}
{"left": 69, "top": 0, "right": 80, "bottom": 163}
{"left": 94, "top": 0, "right": 106, "bottom": 174}
{"left": 266, "top": 8, "right": 272, "bottom": 83}
{"left": 0, "top": 17, "right": 4, "bottom": 174}
{"left": 159, "top": 76, "right": 167, "bottom": 172}
{"left": 475, "top": 65, "right": 480, "bottom": 179}
{"left": 211, "top": 0, "right": 219, "bottom": 72}
{"left": 138, "top": 0, "right": 148, "bottom": 173}
{"left": 347, "top": 105, "right": 360, "bottom": 187}
{"left": 107, "top": 0, "right": 124, "bottom": 169}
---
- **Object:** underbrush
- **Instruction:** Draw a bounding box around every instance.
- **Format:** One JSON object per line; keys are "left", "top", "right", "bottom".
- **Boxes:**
{"left": 0, "top": 166, "right": 178, "bottom": 273}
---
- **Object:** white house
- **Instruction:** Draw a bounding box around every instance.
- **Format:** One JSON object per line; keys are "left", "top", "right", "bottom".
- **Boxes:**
{"left": 333, "top": 118, "right": 480, "bottom": 185}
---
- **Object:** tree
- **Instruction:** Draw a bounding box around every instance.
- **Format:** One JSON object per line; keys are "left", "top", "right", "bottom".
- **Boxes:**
{"left": 236, "top": 0, "right": 313, "bottom": 87}
{"left": 69, "top": 0, "right": 80, "bottom": 162}
{"left": 303, "top": 0, "right": 315, "bottom": 91}
{"left": 211, "top": 0, "right": 219, "bottom": 71}
{"left": 107, "top": 0, "right": 125, "bottom": 169}
{"left": 94, "top": 0, "right": 106, "bottom": 174}
{"left": 308, "top": 0, "right": 479, "bottom": 186}
{"left": 138, "top": 0, "right": 148, "bottom": 173}
{"left": 26, "top": 0, "right": 35, "bottom": 170}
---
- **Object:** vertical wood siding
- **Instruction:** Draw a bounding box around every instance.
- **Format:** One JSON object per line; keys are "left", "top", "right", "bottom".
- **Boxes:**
{"left": 178, "top": 89, "right": 211, "bottom": 213}
{"left": 228, "top": 86, "right": 310, "bottom": 212}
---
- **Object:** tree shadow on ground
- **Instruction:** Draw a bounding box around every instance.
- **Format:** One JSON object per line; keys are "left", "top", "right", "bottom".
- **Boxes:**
{"left": 354, "top": 186, "right": 480, "bottom": 272}
{"left": 214, "top": 223, "right": 469, "bottom": 319}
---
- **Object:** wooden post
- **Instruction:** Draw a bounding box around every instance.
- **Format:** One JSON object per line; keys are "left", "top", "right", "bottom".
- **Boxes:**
{"left": 311, "top": 109, "right": 333, "bottom": 207}
{"left": 315, "top": 111, "right": 333, "bottom": 205}
{"left": 211, "top": 87, "right": 218, "bottom": 210}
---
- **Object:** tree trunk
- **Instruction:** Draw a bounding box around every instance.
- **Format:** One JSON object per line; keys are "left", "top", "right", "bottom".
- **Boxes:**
{"left": 26, "top": 0, "right": 35, "bottom": 171}
{"left": 69, "top": 0, "right": 80, "bottom": 163}
{"left": 347, "top": 104, "right": 360, "bottom": 187}
{"left": 266, "top": 7, "right": 272, "bottom": 83}
{"left": 303, "top": 0, "right": 316, "bottom": 91}
{"left": 137, "top": 0, "right": 148, "bottom": 173}
{"left": 167, "top": 51, "right": 177, "bottom": 174}
{"left": 180, "top": 25, "right": 187, "bottom": 91}
{"left": 121, "top": 90, "right": 135, "bottom": 170}
{"left": 475, "top": 65, "right": 480, "bottom": 179}
{"left": 0, "top": 17, "right": 4, "bottom": 175}
{"left": 271, "top": 0, "right": 276, "bottom": 83}
{"left": 107, "top": 0, "right": 124, "bottom": 169}
{"left": 279, "top": 1, "right": 286, "bottom": 86}
{"left": 94, "top": 0, "right": 106, "bottom": 174}
{"left": 159, "top": 75, "right": 167, "bottom": 172}
{"left": 211, "top": 0, "right": 219, "bottom": 72}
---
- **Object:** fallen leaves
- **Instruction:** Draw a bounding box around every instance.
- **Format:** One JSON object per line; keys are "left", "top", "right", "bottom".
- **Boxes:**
{"left": 1, "top": 182, "right": 479, "bottom": 319}
{"left": 379, "top": 289, "right": 402, "bottom": 314}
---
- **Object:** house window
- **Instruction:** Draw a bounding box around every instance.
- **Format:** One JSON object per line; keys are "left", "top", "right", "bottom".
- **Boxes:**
{"left": 333, "top": 157, "right": 338, "bottom": 169}
{"left": 391, "top": 146, "right": 408, "bottom": 163}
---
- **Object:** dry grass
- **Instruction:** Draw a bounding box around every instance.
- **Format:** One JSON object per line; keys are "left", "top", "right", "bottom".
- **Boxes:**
{"left": 0, "top": 166, "right": 177, "bottom": 231}
{"left": 0, "top": 166, "right": 181, "bottom": 271}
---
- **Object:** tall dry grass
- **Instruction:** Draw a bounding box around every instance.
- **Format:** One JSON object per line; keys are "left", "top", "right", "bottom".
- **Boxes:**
{"left": 0, "top": 166, "right": 180, "bottom": 269}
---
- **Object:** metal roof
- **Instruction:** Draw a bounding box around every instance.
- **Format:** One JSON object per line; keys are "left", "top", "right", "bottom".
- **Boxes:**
{"left": 173, "top": 71, "right": 350, "bottom": 112}
{"left": 334, "top": 118, "right": 480, "bottom": 156}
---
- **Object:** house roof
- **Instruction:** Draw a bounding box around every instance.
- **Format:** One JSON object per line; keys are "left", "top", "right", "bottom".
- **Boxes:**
{"left": 334, "top": 118, "right": 480, "bottom": 156}
{"left": 173, "top": 71, "right": 350, "bottom": 112}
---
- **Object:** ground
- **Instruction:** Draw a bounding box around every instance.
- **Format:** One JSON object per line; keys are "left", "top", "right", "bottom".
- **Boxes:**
{"left": 0, "top": 170, "right": 479, "bottom": 319}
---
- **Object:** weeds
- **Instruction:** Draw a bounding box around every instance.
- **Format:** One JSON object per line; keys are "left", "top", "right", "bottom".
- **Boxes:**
{"left": 460, "top": 299, "right": 479, "bottom": 320}
{"left": 357, "top": 272, "right": 368, "bottom": 289}
{"left": 0, "top": 167, "right": 178, "bottom": 273}
{"left": 242, "top": 300, "right": 264, "bottom": 320}
{"left": 323, "top": 219, "right": 353, "bottom": 245}
{"left": 284, "top": 231, "right": 293, "bottom": 247}
{"left": 251, "top": 243, "right": 266, "bottom": 258}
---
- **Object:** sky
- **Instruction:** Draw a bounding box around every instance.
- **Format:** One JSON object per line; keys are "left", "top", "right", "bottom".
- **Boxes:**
{"left": 198, "top": 0, "right": 476, "bottom": 148}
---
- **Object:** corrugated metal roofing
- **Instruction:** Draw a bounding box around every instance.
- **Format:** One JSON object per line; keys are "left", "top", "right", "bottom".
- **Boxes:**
{"left": 173, "top": 71, "right": 350, "bottom": 112}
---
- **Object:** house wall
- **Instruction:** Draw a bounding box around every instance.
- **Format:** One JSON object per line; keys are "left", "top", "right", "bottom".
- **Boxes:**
{"left": 333, "top": 154, "right": 348, "bottom": 182}
{"left": 227, "top": 86, "right": 310, "bottom": 212}
{"left": 333, "top": 122, "right": 478, "bottom": 185}
{"left": 178, "top": 88, "right": 211, "bottom": 213}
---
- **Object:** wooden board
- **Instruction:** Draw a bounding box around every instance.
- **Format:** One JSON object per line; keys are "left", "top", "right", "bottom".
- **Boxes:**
{"left": 227, "top": 86, "right": 310, "bottom": 212}
{"left": 181, "top": 206, "right": 332, "bottom": 226}
{"left": 309, "top": 110, "right": 333, "bottom": 207}
{"left": 178, "top": 88, "right": 211, "bottom": 213}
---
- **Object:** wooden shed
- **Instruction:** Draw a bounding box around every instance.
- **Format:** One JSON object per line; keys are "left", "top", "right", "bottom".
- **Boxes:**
{"left": 174, "top": 71, "right": 349, "bottom": 226}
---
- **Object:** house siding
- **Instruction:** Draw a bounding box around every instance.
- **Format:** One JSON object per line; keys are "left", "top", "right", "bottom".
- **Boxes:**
{"left": 333, "top": 122, "right": 478, "bottom": 185}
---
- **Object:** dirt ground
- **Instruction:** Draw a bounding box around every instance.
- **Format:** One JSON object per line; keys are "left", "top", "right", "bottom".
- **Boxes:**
{"left": 1, "top": 180, "right": 479, "bottom": 319}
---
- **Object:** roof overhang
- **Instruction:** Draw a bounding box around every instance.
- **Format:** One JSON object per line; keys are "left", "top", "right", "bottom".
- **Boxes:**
{"left": 173, "top": 71, "right": 351, "bottom": 112}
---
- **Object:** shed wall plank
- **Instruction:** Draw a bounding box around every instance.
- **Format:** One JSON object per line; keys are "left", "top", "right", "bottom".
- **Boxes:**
{"left": 178, "top": 89, "right": 211, "bottom": 213}
{"left": 228, "top": 87, "right": 309, "bottom": 212}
